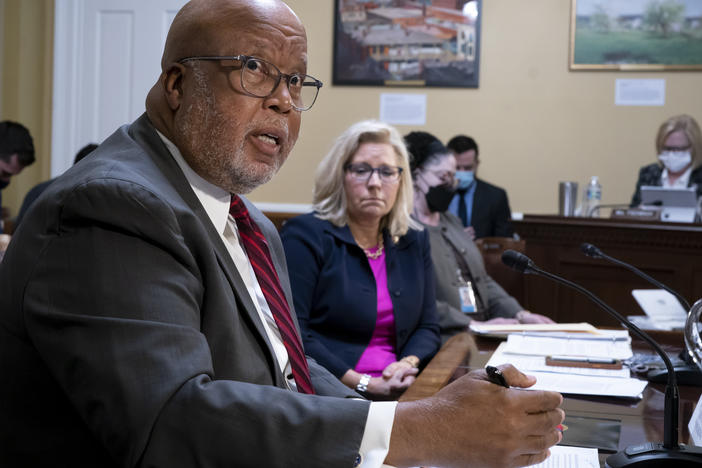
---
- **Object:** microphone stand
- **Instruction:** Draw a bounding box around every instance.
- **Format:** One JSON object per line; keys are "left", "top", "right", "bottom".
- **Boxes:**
{"left": 581, "top": 243, "right": 689, "bottom": 311}
{"left": 501, "top": 250, "right": 702, "bottom": 467}
{"left": 581, "top": 243, "right": 702, "bottom": 386}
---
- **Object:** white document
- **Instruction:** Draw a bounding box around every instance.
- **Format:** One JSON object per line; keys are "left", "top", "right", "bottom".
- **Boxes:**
{"left": 503, "top": 331, "right": 633, "bottom": 360}
{"left": 379, "top": 93, "right": 426, "bottom": 125}
{"left": 632, "top": 289, "right": 687, "bottom": 330}
{"left": 689, "top": 393, "right": 702, "bottom": 446}
{"left": 524, "top": 371, "right": 647, "bottom": 398}
{"left": 526, "top": 445, "right": 599, "bottom": 468}
{"left": 487, "top": 342, "right": 631, "bottom": 378}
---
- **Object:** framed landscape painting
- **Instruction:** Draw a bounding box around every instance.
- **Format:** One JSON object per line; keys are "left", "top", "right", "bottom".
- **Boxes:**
{"left": 333, "top": 0, "right": 482, "bottom": 87}
{"left": 570, "top": 0, "right": 702, "bottom": 70}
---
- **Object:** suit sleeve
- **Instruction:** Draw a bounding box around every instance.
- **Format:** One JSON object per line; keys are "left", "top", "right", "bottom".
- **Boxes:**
{"left": 396, "top": 229, "right": 441, "bottom": 366}
{"left": 22, "top": 181, "right": 369, "bottom": 468}
{"left": 492, "top": 189, "right": 514, "bottom": 237}
{"left": 483, "top": 274, "right": 523, "bottom": 319}
{"left": 280, "top": 216, "right": 357, "bottom": 378}
{"left": 630, "top": 166, "right": 647, "bottom": 207}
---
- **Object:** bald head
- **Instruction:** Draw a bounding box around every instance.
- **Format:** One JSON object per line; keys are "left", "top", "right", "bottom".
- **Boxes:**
{"left": 145, "top": 0, "right": 309, "bottom": 195}
{"left": 162, "top": 0, "right": 303, "bottom": 68}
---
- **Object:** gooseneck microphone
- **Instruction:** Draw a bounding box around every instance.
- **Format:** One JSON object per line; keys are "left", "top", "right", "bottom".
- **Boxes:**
{"left": 580, "top": 242, "right": 690, "bottom": 311}
{"left": 501, "top": 250, "right": 702, "bottom": 467}
{"left": 580, "top": 242, "right": 702, "bottom": 386}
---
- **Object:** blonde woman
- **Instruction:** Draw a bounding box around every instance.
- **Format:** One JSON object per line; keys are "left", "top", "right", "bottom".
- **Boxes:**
{"left": 281, "top": 120, "right": 440, "bottom": 400}
{"left": 631, "top": 114, "right": 702, "bottom": 206}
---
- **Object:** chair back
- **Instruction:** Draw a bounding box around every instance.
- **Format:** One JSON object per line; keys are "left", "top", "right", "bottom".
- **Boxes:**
{"left": 474, "top": 237, "right": 526, "bottom": 304}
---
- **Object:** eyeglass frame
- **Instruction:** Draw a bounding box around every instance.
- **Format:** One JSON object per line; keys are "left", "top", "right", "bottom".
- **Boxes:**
{"left": 177, "top": 54, "right": 324, "bottom": 111}
{"left": 344, "top": 162, "right": 404, "bottom": 184}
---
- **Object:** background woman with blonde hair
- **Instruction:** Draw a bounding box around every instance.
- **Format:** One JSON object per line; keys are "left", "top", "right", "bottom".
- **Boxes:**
{"left": 281, "top": 120, "right": 440, "bottom": 400}
{"left": 631, "top": 114, "right": 702, "bottom": 206}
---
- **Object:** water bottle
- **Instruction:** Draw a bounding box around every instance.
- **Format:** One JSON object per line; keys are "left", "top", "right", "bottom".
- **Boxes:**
{"left": 583, "top": 176, "right": 602, "bottom": 217}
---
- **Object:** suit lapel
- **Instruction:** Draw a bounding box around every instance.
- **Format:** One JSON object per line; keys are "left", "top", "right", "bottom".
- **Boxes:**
{"left": 127, "top": 114, "right": 283, "bottom": 386}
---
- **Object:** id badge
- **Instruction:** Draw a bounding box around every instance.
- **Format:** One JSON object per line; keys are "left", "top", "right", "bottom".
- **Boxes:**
{"left": 459, "top": 282, "right": 477, "bottom": 314}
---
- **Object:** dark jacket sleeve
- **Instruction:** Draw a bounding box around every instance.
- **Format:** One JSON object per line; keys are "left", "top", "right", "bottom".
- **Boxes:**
{"left": 492, "top": 188, "right": 513, "bottom": 237}
{"left": 395, "top": 228, "right": 441, "bottom": 366}
{"left": 281, "top": 215, "right": 357, "bottom": 378}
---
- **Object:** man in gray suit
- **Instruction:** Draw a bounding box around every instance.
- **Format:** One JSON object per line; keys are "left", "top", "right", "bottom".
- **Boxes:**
{"left": 0, "top": 1, "right": 564, "bottom": 467}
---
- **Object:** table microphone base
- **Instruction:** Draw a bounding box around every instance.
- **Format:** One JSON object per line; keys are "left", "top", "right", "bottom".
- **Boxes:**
{"left": 606, "top": 442, "right": 702, "bottom": 467}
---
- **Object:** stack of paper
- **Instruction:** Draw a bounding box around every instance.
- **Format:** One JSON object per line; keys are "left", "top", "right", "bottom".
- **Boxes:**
{"left": 485, "top": 330, "right": 648, "bottom": 398}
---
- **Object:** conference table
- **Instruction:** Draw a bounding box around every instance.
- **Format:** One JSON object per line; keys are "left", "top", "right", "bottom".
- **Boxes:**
{"left": 400, "top": 331, "right": 702, "bottom": 467}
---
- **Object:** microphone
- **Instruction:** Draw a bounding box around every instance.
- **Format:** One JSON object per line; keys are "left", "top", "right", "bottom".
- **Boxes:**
{"left": 501, "top": 250, "right": 702, "bottom": 467}
{"left": 581, "top": 243, "right": 690, "bottom": 310}
{"left": 585, "top": 203, "right": 634, "bottom": 217}
{"left": 580, "top": 243, "right": 701, "bottom": 386}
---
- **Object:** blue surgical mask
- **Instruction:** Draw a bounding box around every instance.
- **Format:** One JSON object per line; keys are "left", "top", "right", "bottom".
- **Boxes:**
{"left": 455, "top": 170, "right": 474, "bottom": 190}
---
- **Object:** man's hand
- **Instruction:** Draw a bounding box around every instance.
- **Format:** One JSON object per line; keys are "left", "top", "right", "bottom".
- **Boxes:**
{"left": 516, "top": 310, "right": 555, "bottom": 324}
{"left": 464, "top": 225, "right": 476, "bottom": 240}
{"left": 386, "top": 364, "right": 564, "bottom": 468}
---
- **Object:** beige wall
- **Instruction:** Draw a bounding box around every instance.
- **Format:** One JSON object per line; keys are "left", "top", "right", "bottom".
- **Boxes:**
{"left": 1, "top": 0, "right": 53, "bottom": 219}
{"left": 251, "top": 0, "right": 702, "bottom": 214}
{"left": 2, "top": 0, "right": 701, "bottom": 217}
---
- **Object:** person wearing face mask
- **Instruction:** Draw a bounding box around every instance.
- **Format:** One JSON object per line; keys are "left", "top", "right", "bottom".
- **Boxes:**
{"left": 631, "top": 114, "right": 702, "bottom": 207}
{"left": 0, "top": 121, "right": 35, "bottom": 234}
{"left": 406, "top": 131, "right": 553, "bottom": 343}
{"left": 446, "top": 135, "right": 513, "bottom": 240}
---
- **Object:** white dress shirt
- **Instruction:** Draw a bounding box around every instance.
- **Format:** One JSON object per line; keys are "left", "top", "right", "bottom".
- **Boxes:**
{"left": 662, "top": 166, "right": 692, "bottom": 189}
{"left": 157, "top": 132, "right": 396, "bottom": 468}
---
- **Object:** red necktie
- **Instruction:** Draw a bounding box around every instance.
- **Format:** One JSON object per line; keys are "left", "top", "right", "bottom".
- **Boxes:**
{"left": 229, "top": 195, "right": 314, "bottom": 394}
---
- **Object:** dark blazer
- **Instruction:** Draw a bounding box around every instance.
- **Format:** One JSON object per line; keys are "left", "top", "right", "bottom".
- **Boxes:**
{"left": 281, "top": 213, "right": 440, "bottom": 378}
{"left": 452, "top": 179, "right": 513, "bottom": 239}
{"left": 0, "top": 115, "right": 367, "bottom": 468}
{"left": 630, "top": 162, "right": 702, "bottom": 206}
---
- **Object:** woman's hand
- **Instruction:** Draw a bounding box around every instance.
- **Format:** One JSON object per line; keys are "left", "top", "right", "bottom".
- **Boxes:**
{"left": 369, "top": 364, "right": 418, "bottom": 399}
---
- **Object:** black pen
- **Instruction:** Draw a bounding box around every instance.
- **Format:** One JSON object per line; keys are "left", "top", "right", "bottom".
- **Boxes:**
{"left": 485, "top": 365, "right": 509, "bottom": 388}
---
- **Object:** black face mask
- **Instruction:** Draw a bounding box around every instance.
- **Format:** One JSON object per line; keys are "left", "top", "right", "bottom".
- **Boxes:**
{"left": 425, "top": 183, "right": 455, "bottom": 213}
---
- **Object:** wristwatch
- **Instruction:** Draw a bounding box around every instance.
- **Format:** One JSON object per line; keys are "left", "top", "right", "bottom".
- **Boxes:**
{"left": 356, "top": 374, "right": 371, "bottom": 394}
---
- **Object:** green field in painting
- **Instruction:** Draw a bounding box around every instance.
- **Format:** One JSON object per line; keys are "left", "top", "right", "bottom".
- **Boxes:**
{"left": 573, "top": 29, "right": 702, "bottom": 65}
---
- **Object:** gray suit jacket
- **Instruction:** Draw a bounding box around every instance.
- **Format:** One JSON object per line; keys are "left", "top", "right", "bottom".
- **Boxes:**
{"left": 424, "top": 213, "right": 522, "bottom": 342}
{"left": 0, "top": 114, "right": 368, "bottom": 467}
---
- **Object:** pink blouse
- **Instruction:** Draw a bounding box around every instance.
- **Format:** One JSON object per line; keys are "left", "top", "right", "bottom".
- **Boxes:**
{"left": 354, "top": 249, "right": 397, "bottom": 377}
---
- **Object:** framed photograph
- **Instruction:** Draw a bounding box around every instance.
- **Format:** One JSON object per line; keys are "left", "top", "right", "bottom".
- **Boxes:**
{"left": 333, "top": 1, "right": 482, "bottom": 87}
{"left": 570, "top": 0, "right": 702, "bottom": 70}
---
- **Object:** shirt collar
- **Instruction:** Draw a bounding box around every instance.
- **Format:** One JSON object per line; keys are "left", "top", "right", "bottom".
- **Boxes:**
{"left": 661, "top": 165, "right": 692, "bottom": 189}
{"left": 156, "top": 130, "right": 231, "bottom": 235}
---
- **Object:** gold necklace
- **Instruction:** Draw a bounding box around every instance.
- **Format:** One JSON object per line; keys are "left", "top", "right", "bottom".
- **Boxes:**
{"left": 362, "top": 237, "right": 384, "bottom": 259}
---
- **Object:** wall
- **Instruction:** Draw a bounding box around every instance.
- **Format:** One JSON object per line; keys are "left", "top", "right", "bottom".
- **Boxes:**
{"left": 0, "top": 0, "right": 54, "bottom": 219}
{"left": 250, "top": 0, "right": 702, "bottom": 215}
{"left": 2, "top": 0, "right": 701, "bottom": 217}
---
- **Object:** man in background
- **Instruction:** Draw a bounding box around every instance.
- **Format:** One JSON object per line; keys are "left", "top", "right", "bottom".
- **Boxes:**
{"left": 0, "top": 121, "right": 35, "bottom": 233}
{"left": 0, "top": 1, "right": 563, "bottom": 467}
{"left": 447, "top": 135, "right": 514, "bottom": 239}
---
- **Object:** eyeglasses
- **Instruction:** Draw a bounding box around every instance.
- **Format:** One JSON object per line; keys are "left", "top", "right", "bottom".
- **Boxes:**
{"left": 344, "top": 163, "right": 403, "bottom": 184}
{"left": 177, "top": 55, "right": 323, "bottom": 111}
{"left": 662, "top": 145, "right": 691, "bottom": 152}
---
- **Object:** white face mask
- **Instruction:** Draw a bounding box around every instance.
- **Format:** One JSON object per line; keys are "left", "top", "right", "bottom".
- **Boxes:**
{"left": 659, "top": 151, "right": 692, "bottom": 173}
